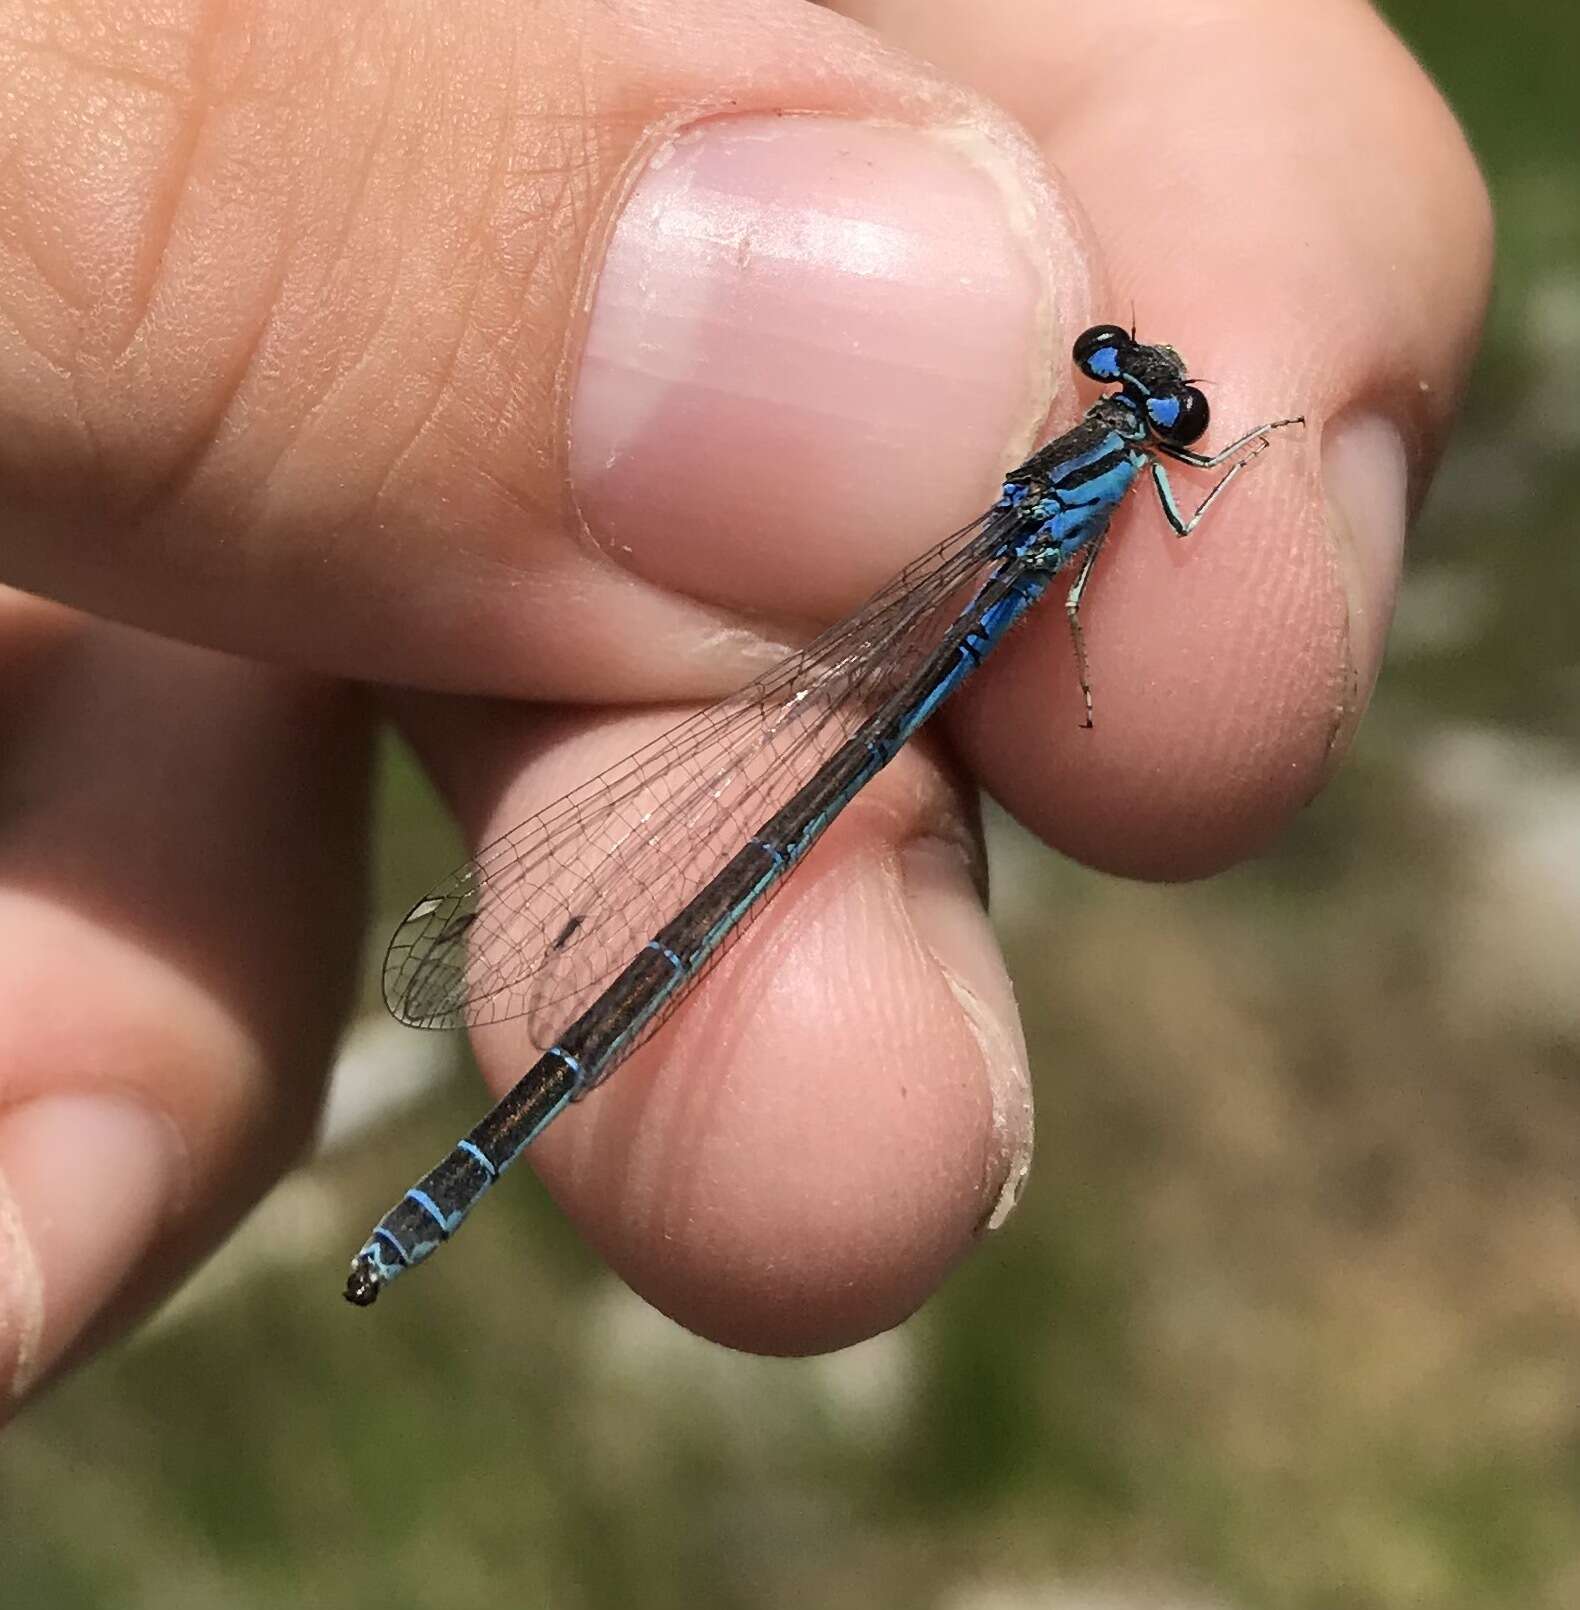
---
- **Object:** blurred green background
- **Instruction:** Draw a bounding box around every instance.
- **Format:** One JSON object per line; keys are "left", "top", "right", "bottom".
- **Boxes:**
{"left": 5, "top": 5, "right": 1578, "bottom": 1607}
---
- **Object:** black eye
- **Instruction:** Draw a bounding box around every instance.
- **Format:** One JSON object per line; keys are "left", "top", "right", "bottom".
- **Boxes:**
{"left": 1147, "top": 385, "right": 1209, "bottom": 445}
{"left": 1073, "top": 324, "right": 1130, "bottom": 382}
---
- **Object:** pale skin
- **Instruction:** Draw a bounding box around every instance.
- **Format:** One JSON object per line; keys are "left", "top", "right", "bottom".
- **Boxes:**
{"left": 0, "top": 0, "right": 1490, "bottom": 1406}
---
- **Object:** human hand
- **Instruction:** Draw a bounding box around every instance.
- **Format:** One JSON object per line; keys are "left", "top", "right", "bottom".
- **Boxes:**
{"left": 0, "top": 0, "right": 1488, "bottom": 1404}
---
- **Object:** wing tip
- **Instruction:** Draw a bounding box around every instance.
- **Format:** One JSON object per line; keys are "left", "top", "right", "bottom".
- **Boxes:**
{"left": 379, "top": 884, "right": 483, "bottom": 1028}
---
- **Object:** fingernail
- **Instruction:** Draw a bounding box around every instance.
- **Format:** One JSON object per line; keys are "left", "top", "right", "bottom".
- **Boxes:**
{"left": 571, "top": 114, "right": 1069, "bottom": 621}
{"left": 0, "top": 1095, "right": 182, "bottom": 1401}
{"left": 900, "top": 837, "right": 1033, "bottom": 1231}
{"left": 1322, "top": 414, "right": 1408, "bottom": 757}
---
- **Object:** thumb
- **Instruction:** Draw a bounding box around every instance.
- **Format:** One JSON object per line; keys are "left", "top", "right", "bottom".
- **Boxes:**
{"left": 0, "top": 0, "right": 1087, "bottom": 702}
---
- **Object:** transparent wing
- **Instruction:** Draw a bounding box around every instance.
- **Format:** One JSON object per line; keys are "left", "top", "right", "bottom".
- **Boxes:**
{"left": 384, "top": 504, "right": 1018, "bottom": 1036}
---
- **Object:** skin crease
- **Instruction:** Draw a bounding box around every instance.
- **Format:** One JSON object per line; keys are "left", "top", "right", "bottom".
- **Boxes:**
{"left": 0, "top": 0, "right": 1489, "bottom": 1397}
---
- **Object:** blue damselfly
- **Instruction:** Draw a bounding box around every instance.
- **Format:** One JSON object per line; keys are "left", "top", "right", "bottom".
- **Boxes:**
{"left": 345, "top": 324, "right": 1301, "bottom": 1306}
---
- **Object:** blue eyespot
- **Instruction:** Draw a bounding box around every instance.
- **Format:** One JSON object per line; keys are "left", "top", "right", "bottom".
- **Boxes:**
{"left": 1072, "top": 324, "right": 1130, "bottom": 383}
{"left": 1146, "top": 394, "right": 1182, "bottom": 431}
{"left": 1148, "top": 385, "right": 1210, "bottom": 445}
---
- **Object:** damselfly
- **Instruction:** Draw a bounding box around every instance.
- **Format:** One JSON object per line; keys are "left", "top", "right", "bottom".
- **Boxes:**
{"left": 345, "top": 324, "right": 1302, "bottom": 1306}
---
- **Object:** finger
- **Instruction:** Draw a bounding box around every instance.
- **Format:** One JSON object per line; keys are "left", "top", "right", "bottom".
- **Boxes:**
{"left": 0, "top": 593, "right": 369, "bottom": 1410}
{"left": 380, "top": 692, "right": 1032, "bottom": 1355}
{"left": 0, "top": 0, "right": 1089, "bottom": 702}
{"left": 834, "top": 0, "right": 1492, "bottom": 876}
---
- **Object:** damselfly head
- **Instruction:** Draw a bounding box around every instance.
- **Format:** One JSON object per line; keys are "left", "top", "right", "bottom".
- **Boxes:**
{"left": 1073, "top": 324, "right": 1211, "bottom": 448}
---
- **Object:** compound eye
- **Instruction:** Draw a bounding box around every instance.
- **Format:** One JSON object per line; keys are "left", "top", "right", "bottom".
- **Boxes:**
{"left": 1147, "top": 385, "right": 1210, "bottom": 445}
{"left": 1072, "top": 324, "right": 1130, "bottom": 382}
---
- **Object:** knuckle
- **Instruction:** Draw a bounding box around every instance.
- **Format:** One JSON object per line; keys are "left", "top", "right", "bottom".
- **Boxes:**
{"left": 0, "top": 2, "right": 313, "bottom": 512}
{"left": 1, "top": 2, "right": 603, "bottom": 548}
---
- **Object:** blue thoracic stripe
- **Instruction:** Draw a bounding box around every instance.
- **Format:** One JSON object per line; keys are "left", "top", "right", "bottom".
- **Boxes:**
{"left": 346, "top": 326, "right": 1302, "bottom": 1307}
{"left": 1048, "top": 444, "right": 1130, "bottom": 495}
{"left": 1039, "top": 433, "right": 1122, "bottom": 486}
